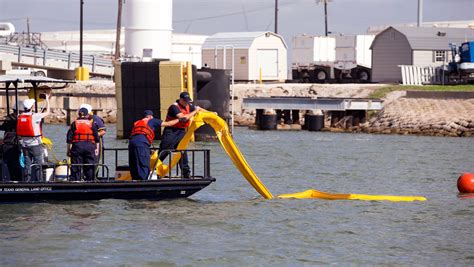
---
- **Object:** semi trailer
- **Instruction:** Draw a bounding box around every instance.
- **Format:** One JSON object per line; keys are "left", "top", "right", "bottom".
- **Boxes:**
{"left": 292, "top": 34, "right": 375, "bottom": 83}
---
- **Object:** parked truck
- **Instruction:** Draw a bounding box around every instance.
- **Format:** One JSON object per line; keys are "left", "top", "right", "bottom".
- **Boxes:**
{"left": 291, "top": 34, "right": 375, "bottom": 83}
{"left": 447, "top": 41, "right": 474, "bottom": 83}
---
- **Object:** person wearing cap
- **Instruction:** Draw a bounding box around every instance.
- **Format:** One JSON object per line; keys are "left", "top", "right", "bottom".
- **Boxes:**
{"left": 159, "top": 92, "right": 206, "bottom": 178}
{"left": 79, "top": 103, "right": 106, "bottom": 170}
{"left": 16, "top": 95, "right": 50, "bottom": 182}
{"left": 66, "top": 108, "right": 100, "bottom": 181}
{"left": 129, "top": 110, "right": 179, "bottom": 180}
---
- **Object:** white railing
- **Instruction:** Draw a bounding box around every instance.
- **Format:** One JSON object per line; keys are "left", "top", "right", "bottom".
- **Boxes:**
{"left": 399, "top": 65, "right": 446, "bottom": 85}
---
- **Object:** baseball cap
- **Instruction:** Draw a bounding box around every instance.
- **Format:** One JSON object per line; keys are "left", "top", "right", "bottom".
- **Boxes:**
{"left": 179, "top": 92, "right": 192, "bottom": 102}
{"left": 80, "top": 103, "right": 93, "bottom": 114}
{"left": 78, "top": 107, "right": 89, "bottom": 116}
{"left": 143, "top": 110, "right": 154, "bottom": 117}
{"left": 22, "top": 99, "right": 36, "bottom": 110}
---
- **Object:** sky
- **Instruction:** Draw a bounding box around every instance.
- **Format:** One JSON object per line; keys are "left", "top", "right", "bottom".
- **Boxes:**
{"left": 1, "top": 0, "right": 473, "bottom": 46}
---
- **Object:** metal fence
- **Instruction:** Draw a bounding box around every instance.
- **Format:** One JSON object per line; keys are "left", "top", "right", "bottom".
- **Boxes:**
{"left": 0, "top": 44, "right": 113, "bottom": 72}
{"left": 399, "top": 65, "right": 446, "bottom": 86}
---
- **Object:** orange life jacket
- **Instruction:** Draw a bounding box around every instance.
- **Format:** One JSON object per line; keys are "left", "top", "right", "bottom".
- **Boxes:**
{"left": 16, "top": 113, "right": 42, "bottom": 137}
{"left": 131, "top": 118, "right": 155, "bottom": 144}
{"left": 72, "top": 118, "right": 95, "bottom": 143}
{"left": 166, "top": 102, "right": 190, "bottom": 128}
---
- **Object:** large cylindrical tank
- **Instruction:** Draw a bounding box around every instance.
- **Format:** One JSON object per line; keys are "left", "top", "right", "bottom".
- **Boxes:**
{"left": 124, "top": 0, "right": 173, "bottom": 59}
{"left": 0, "top": 22, "right": 15, "bottom": 37}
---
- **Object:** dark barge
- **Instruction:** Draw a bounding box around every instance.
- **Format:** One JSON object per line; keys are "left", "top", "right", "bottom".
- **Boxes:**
{"left": 0, "top": 76, "right": 215, "bottom": 202}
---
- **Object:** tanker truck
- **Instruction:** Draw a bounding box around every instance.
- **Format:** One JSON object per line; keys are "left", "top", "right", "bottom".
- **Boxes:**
{"left": 291, "top": 34, "right": 375, "bottom": 83}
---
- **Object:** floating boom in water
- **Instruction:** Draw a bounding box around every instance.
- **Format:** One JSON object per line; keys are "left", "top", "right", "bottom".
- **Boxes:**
{"left": 156, "top": 111, "right": 426, "bottom": 202}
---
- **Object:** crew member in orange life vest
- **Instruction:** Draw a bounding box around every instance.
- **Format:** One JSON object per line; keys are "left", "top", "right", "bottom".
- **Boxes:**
{"left": 17, "top": 96, "right": 50, "bottom": 182}
{"left": 128, "top": 110, "right": 179, "bottom": 180}
{"left": 66, "top": 108, "right": 100, "bottom": 181}
{"left": 159, "top": 92, "right": 207, "bottom": 178}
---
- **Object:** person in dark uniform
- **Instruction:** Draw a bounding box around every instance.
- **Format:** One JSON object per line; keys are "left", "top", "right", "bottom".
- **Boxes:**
{"left": 66, "top": 108, "right": 100, "bottom": 181}
{"left": 128, "top": 110, "right": 178, "bottom": 180}
{"left": 80, "top": 104, "right": 106, "bottom": 173}
{"left": 159, "top": 92, "right": 206, "bottom": 178}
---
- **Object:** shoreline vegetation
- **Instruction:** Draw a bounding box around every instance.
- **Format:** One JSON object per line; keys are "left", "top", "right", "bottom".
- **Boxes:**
{"left": 3, "top": 81, "right": 473, "bottom": 137}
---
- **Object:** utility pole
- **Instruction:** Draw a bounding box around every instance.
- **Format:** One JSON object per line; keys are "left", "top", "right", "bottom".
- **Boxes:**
{"left": 274, "top": 0, "right": 278, "bottom": 34}
{"left": 26, "top": 17, "right": 31, "bottom": 44}
{"left": 115, "top": 0, "right": 122, "bottom": 60}
{"left": 417, "top": 0, "right": 423, "bottom": 27}
{"left": 316, "top": 0, "right": 332, "bottom": 36}
{"left": 80, "top": 0, "right": 84, "bottom": 67}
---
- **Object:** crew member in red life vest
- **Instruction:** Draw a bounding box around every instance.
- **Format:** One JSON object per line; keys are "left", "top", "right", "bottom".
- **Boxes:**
{"left": 79, "top": 103, "right": 106, "bottom": 175}
{"left": 128, "top": 110, "right": 179, "bottom": 180}
{"left": 159, "top": 92, "right": 207, "bottom": 178}
{"left": 17, "top": 95, "right": 50, "bottom": 182}
{"left": 66, "top": 108, "right": 100, "bottom": 181}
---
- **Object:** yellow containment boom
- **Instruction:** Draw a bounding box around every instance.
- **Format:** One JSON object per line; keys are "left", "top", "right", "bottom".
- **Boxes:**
{"left": 156, "top": 111, "right": 426, "bottom": 202}
{"left": 278, "top": 189, "right": 427, "bottom": 202}
{"left": 156, "top": 111, "right": 274, "bottom": 199}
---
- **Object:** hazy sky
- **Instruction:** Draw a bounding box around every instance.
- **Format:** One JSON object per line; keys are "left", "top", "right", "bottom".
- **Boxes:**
{"left": 1, "top": 0, "right": 473, "bottom": 44}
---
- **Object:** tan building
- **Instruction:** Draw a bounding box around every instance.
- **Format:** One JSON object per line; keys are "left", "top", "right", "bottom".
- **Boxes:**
{"left": 371, "top": 26, "right": 474, "bottom": 83}
{"left": 202, "top": 31, "right": 287, "bottom": 81}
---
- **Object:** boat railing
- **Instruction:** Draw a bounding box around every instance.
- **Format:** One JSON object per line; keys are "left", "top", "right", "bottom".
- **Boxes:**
{"left": 101, "top": 147, "right": 212, "bottom": 180}
{"left": 29, "top": 163, "right": 110, "bottom": 183}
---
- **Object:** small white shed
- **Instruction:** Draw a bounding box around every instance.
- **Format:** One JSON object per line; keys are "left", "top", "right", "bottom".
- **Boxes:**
{"left": 371, "top": 26, "right": 474, "bottom": 83}
{"left": 202, "top": 31, "right": 287, "bottom": 81}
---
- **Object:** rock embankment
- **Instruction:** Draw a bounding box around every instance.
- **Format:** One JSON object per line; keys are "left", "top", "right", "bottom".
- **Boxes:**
{"left": 356, "top": 97, "right": 474, "bottom": 137}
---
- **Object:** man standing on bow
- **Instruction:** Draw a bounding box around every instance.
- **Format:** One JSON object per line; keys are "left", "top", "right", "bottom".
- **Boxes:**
{"left": 159, "top": 92, "right": 205, "bottom": 178}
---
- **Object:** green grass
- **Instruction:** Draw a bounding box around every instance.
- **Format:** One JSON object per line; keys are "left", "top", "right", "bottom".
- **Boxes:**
{"left": 368, "top": 84, "right": 474, "bottom": 98}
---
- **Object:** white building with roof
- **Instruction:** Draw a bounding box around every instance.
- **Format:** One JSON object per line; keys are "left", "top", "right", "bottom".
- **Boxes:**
{"left": 371, "top": 26, "right": 474, "bottom": 83}
{"left": 202, "top": 31, "right": 287, "bottom": 81}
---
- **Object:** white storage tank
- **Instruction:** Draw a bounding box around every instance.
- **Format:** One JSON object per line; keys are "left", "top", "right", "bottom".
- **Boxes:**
{"left": 0, "top": 22, "right": 15, "bottom": 37}
{"left": 124, "top": 0, "right": 173, "bottom": 59}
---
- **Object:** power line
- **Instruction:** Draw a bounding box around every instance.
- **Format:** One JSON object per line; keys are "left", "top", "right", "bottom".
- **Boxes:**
{"left": 174, "top": 2, "right": 297, "bottom": 24}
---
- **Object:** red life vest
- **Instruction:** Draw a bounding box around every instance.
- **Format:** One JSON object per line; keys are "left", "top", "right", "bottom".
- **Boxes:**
{"left": 16, "top": 113, "right": 42, "bottom": 137}
{"left": 166, "top": 102, "right": 190, "bottom": 128}
{"left": 131, "top": 118, "right": 155, "bottom": 144}
{"left": 72, "top": 118, "right": 96, "bottom": 143}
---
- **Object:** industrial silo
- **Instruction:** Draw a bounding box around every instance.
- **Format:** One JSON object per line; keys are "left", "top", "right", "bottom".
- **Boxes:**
{"left": 123, "top": 0, "right": 173, "bottom": 60}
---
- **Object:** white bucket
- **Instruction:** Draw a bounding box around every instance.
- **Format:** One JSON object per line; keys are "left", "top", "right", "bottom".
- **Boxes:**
{"left": 54, "top": 165, "right": 70, "bottom": 182}
{"left": 43, "top": 168, "right": 54, "bottom": 182}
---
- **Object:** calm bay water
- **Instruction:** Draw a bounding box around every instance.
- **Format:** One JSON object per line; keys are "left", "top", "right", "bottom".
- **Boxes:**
{"left": 0, "top": 124, "right": 473, "bottom": 266}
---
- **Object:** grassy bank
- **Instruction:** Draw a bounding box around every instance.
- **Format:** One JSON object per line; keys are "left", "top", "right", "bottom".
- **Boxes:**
{"left": 368, "top": 84, "right": 474, "bottom": 98}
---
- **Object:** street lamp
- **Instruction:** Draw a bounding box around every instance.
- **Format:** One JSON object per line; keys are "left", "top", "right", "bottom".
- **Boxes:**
{"left": 316, "top": 0, "right": 332, "bottom": 37}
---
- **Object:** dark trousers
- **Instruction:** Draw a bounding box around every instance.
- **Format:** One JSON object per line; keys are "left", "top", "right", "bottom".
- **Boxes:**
{"left": 21, "top": 145, "right": 44, "bottom": 182}
{"left": 2, "top": 144, "right": 22, "bottom": 181}
{"left": 158, "top": 127, "right": 190, "bottom": 176}
{"left": 128, "top": 141, "right": 150, "bottom": 180}
{"left": 70, "top": 142, "right": 96, "bottom": 181}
